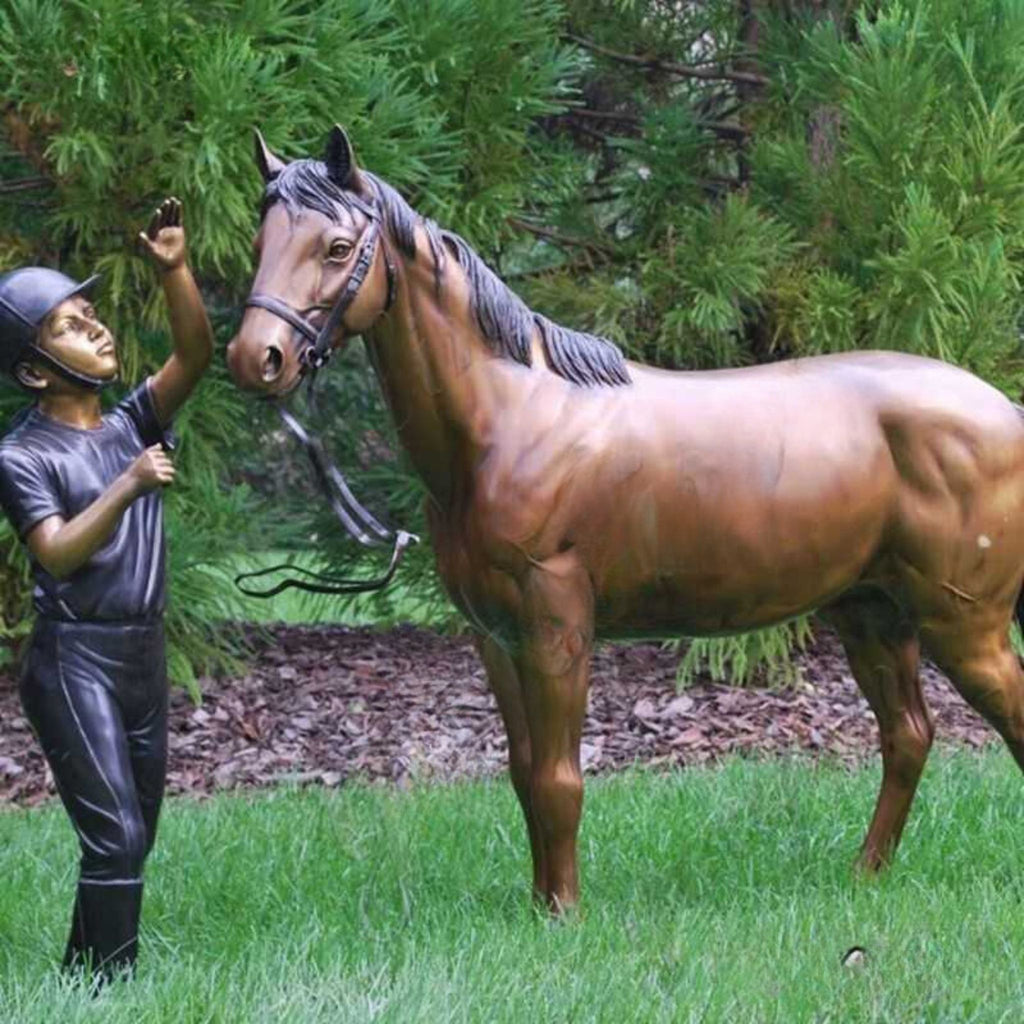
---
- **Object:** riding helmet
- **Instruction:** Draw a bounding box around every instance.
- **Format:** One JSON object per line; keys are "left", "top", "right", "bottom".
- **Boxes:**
{"left": 0, "top": 267, "right": 107, "bottom": 390}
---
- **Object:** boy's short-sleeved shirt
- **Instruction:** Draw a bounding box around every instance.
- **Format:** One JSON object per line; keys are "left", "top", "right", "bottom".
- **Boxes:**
{"left": 0, "top": 379, "right": 172, "bottom": 621}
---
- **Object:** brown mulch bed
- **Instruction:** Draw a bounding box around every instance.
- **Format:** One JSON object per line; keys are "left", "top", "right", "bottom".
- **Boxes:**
{"left": 0, "top": 624, "right": 1000, "bottom": 807}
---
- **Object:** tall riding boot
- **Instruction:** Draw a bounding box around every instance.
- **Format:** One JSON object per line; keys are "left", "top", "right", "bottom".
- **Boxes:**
{"left": 62, "top": 881, "right": 143, "bottom": 983}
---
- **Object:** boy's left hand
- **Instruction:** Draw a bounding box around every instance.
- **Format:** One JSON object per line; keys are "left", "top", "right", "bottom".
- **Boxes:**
{"left": 138, "top": 197, "right": 186, "bottom": 272}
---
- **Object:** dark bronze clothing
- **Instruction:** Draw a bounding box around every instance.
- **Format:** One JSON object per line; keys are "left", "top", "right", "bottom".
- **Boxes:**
{"left": 0, "top": 380, "right": 171, "bottom": 620}
{"left": 0, "top": 381, "right": 174, "bottom": 978}
{"left": 21, "top": 618, "right": 168, "bottom": 976}
{"left": 21, "top": 618, "right": 168, "bottom": 882}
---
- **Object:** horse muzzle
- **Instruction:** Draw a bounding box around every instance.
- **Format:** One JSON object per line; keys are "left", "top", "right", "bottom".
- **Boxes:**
{"left": 226, "top": 319, "right": 301, "bottom": 394}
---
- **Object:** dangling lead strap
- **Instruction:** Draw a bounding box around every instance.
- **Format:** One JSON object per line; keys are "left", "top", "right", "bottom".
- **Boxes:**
{"left": 234, "top": 530, "right": 416, "bottom": 598}
{"left": 234, "top": 403, "right": 418, "bottom": 598}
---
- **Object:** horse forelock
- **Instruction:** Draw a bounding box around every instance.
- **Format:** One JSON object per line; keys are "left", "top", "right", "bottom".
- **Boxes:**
{"left": 261, "top": 159, "right": 376, "bottom": 224}
{"left": 260, "top": 160, "right": 631, "bottom": 388}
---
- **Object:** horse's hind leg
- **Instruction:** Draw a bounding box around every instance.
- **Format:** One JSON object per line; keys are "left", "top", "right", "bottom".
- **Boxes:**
{"left": 823, "top": 595, "right": 934, "bottom": 871}
{"left": 921, "top": 614, "right": 1024, "bottom": 771}
{"left": 473, "top": 633, "right": 547, "bottom": 899}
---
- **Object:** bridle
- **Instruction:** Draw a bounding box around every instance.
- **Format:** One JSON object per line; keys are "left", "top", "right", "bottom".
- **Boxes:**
{"left": 243, "top": 215, "right": 397, "bottom": 374}
{"left": 234, "top": 207, "right": 418, "bottom": 599}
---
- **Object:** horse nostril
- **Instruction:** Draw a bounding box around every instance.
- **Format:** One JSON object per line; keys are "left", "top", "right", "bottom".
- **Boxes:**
{"left": 261, "top": 344, "right": 284, "bottom": 382}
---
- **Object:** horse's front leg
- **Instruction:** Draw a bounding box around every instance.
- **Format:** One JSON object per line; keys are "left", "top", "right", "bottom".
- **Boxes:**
{"left": 515, "top": 550, "right": 594, "bottom": 912}
{"left": 473, "top": 632, "right": 548, "bottom": 900}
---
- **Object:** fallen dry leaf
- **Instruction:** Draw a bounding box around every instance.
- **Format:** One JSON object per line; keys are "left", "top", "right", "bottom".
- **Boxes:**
{"left": 0, "top": 624, "right": 1001, "bottom": 805}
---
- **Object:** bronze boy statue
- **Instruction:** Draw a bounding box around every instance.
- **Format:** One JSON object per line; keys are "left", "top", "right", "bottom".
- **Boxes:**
{"left": 0, "top": 198, "right": 212, "bottom": 981}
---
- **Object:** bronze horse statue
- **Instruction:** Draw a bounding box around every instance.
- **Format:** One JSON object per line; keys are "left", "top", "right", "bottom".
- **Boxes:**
{"left": 227, "top": 126, "right": 1024, "bottom": 911}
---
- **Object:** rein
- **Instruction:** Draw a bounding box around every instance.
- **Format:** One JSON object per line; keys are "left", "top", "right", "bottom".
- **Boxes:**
{"left": 234, "top": 213, "right": 418, "bottom": 599}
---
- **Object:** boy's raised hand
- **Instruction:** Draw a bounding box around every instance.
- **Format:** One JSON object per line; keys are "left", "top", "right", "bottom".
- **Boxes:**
{"left": 143, "top": 193, "right": 213, "bottom": 426}
{"left": 138, "top": 197, "right": 186, "bottom": 272}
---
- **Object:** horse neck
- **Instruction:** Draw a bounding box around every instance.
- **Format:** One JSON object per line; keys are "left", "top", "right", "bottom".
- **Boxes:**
{"left": 364, "top": 234, "right": 507, "bottom": 507}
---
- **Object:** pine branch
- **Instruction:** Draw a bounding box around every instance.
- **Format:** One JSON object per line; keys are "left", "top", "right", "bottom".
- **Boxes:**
{"left": 564, "top": 33, "right": 769, "bottom": 87}
{"left": 564, "top": 106, "right": 747, "bottom": 145}
{"left": 507, "top": 216, "right": 611, "bottom": 255}
{"left": 702, "top": 120, "right": 748, "bottom": 141}
{"left": 0, "top": 176, "right": 53, "bottom": 195}
{"left": 567, "top": 108, "right": 638, "bottom": 124}
{"left": 568, "top": 122, "right": 615, "bottom": 146}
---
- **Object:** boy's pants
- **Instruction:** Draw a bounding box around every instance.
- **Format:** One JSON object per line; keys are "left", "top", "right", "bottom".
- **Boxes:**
{"left": 20, "top": 617, "right": 168, "bottom": 979}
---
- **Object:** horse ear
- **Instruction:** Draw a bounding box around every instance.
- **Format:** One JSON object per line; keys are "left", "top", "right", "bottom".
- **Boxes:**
{"left": 253, "top": 128, "right": 286, "bottom": 182}
{"left": 324, "top": 124, "right": 360, "bottom": 189}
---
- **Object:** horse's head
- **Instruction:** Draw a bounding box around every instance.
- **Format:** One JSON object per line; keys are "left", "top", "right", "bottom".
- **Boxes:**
{"left": 226, "top": 126, "right": 395, "bottom": 395}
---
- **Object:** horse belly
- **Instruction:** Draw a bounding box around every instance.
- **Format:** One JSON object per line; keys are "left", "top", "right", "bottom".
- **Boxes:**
{"left": 585, "top": 422, "right": 897, "bottom": 638}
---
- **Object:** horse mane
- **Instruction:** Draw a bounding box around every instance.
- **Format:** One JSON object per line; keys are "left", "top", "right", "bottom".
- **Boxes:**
{"left": 263, "top": 160, "right": 631, "bottom": 388}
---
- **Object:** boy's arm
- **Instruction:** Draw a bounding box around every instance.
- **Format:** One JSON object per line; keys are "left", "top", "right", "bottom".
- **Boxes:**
{"left": 139, "top": 198, "right": 214, "bottom": 426}
{"left": 26, "top": 445, "right": 174, "bottom": 580}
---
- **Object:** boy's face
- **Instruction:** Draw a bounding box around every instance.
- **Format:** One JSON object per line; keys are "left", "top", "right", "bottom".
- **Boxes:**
{"left": 29, "top": 294, "right": 118, "bottom": 388}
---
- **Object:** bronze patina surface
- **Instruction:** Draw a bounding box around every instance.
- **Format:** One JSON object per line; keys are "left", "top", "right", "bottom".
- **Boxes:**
{"left": 227, "top": 127, "right": 1024, "bottom": 911}
{"left": 0, "top": 197, "right": 213, "bottom": 978}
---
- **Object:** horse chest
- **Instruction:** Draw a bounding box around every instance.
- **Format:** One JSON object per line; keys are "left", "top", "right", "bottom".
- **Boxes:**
{"left": 426, "top": 503, "right": 524, "bottom": 637}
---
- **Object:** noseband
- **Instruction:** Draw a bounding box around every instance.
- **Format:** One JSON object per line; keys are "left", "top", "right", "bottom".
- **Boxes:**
{"left": 243, "top": 215, "right": 397, "bottom": 373}
{"left": 235, "top": 210, "right": 417, "bottom": 599}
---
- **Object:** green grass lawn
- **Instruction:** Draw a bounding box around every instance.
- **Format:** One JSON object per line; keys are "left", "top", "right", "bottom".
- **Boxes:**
{"left": 3, "top": 750, "right": 1024, "bottom": 1022}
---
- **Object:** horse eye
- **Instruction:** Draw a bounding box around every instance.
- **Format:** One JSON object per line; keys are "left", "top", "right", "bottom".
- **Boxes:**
{"left": 328, "top": 240, "right": 353, "bottom": 261}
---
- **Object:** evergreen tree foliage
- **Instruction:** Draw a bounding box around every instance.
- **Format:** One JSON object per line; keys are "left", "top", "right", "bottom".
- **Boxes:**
{"left": 0, "top": 0, "right": 582, "bottom": 677}
{"left": 5, "top": 0, "right": 1024, "bottom": 689}
{"left": 516, "top": 0, "right": 1024, "bottom": 684}
{"left": 316, "top": 0, "right": 1024, "bottom": 685}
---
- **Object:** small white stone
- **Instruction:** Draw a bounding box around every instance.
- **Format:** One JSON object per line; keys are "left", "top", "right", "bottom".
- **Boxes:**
{"left": 978, "top": 534, "right": 992, "bottom": 549}
{"left": 841, "top": 946, "right": 867, "bottom": 968}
